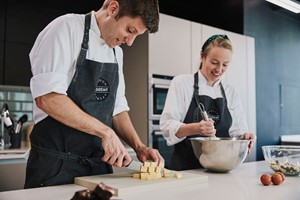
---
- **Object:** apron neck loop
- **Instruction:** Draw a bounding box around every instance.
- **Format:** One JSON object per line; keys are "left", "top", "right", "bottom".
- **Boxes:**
{"left": 193, "top": 72, "right": 200, "bottom": 106}
{"left": 82, "top": 12, "right": 92, "bottom": 50}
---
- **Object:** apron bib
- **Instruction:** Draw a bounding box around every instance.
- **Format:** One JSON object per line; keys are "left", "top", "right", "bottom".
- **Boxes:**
{"left": 169, "top": 72, "right": 232, "bottom": 170}
{"left": 25, "top": 13, "right": 119, "bottom": 188}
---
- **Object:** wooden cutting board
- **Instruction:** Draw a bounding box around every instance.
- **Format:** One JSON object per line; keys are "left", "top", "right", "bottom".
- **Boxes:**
{"left": 74, "top": 171, "right": 208, "bottom": 197}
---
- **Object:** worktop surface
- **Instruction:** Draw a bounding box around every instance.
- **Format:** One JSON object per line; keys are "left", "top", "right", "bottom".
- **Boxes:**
{"left": 0, "top": 147, "right": 29, "bottom": 164}
{"left": 0, "top": 161, "right": 299, "bottom": 200}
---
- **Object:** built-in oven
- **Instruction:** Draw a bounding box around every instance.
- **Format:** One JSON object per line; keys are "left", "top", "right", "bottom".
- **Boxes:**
{"left": 148, "top": 74, "right": 173, "bottom": 121}
{"left": 148, "top": 74, "right": 174, "bottom": 168}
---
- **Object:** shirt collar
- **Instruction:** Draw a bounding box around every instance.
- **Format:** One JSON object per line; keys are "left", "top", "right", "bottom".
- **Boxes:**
{"left": 198, "top": 70, "right": 222, "bottom": 87}
{"left": 90, "top": 11, "right": 106, "bottom": 45}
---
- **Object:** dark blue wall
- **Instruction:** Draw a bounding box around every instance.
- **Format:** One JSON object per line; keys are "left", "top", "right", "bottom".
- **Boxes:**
{"left": 244, "top": 0, "right": 300, "bottom": 160}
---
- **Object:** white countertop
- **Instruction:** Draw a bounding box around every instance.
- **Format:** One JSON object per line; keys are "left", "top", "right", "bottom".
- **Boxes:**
{"left": 0, "top": 147, "right": 30, "bottom": 164}
{"left": 0, "top": 161, "right": 299, "bottom": 200}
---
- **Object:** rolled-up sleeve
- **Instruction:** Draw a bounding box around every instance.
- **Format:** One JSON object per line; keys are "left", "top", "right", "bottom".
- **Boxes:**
{"left": 29, "top": 15, "right": 78, "bottom": 99}
{"left": 160, "top": 75, "right": 192, "bottom": 146}
{"left": 112, "top": 47, "right": 129, "bottom": 116}
{"left": 30, "top": 72, "right": 69, "bottom": 99}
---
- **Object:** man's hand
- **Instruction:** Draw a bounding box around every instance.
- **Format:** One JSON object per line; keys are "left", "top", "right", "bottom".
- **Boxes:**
{"left": 135, "top": 146, "right": 165, "bottom": 167}
{"left": 101, "top": 130, "right": 132, "bottom": 167}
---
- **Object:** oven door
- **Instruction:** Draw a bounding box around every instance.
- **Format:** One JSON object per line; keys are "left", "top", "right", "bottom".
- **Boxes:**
{"left": 152, "top": 131, "right": 174, "bottom": 168}
{"left": 149, "top": 84, "right": 169, "bottom": 120}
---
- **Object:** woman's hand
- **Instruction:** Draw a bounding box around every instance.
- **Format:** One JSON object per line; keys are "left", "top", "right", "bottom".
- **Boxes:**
{"left": 241, "top": 132, "right": 256, "bottom": 153}
{"left": 197, "top": 119, "right": 216, "bottom": 137}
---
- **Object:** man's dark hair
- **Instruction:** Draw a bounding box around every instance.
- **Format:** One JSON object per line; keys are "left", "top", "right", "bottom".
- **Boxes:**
{"left": 103, "top": 0, "right": 160, "bottom": 33}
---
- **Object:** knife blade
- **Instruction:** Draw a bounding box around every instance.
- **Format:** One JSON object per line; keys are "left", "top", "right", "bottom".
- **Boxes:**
{"left": 125, "top": 160, "right": 142, "bottom": 171}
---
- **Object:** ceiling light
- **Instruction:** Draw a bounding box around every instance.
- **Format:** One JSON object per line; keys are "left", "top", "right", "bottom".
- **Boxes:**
{"left": 266, "top": 0, "right": 300, "bottom": 13}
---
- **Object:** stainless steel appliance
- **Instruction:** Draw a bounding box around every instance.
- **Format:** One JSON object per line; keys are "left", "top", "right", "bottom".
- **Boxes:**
{"left": 148, "top": 74, "right": 174, "bottom": 167}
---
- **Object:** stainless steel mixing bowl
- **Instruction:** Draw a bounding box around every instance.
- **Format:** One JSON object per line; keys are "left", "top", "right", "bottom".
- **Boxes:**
{"left": 190, "top": 137, "right": 250, "bottom": 172}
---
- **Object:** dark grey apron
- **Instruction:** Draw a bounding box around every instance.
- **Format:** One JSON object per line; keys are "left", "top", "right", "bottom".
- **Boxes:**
{"left": 25, "top": 13, "right": 119, "bottom": 188}
{"left": 169, "top": 72, "right": 232, "bottom": 170}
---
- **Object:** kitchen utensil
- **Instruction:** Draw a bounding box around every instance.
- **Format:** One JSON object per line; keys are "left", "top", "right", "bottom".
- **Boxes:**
{"left": 125, "top": 160, "right": 142, "bottom": 172}
{"left": 75, "top": 171, "right": 208, "bottom": 197}
{"left": 10, "top": 114, "right": 28, "bottom": 149}
{"left": 15, "top": 114, "right": 28, "bottom": 134}
{"left": 262, "top": 145, "right": 300, "bottom": 176}
{"left": 1, "top": 103, "right": 13, "bottom": 130}
{"left": 99, "top": 149, "right": 142, "bottom": 172}
{"left": 198, "top": 103, "right": 209, "bottom": 121}
{"left": 190, "top": 137, "right": 250, "bottom": 172}
{"left": 1, "top": 103, "right": 13, "bottom": 150}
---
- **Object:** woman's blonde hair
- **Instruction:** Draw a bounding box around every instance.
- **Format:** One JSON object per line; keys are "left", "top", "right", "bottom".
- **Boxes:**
{"left": 199, "top": 34, "right": 232, "bottom": 69}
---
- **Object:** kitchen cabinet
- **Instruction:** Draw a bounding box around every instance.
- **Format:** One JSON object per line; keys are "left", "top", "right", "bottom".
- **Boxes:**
{"left": 0, "top": 162, "right": 26, "bottom": 191}
{"left": 1, "top": 0, "right": 65, "bottom": 86}
{"left": 0, "top": 0, "right": 110, "bottom": 86}
{"left": 4, "top": 43, "right": 32, "bottom": 86}
{"left": 0, "top": 42, "right": 3, "bottom": 84}
{"left": 0, "top": 0, "right": 5, "bottom": 84}
{"left": 0, "top": 148, "right": 29, "bottom": 192}
{"left": 223, "top": 32, "right": 256, "bottom": 162}
{"left": 190, "top": 22, "right": 201, "bottom": 73}
{"left": 0, "top": 1, "right": 4, "bottom": 42}
{"left": 149, "top": 14, "right": 191, "bottom": 76}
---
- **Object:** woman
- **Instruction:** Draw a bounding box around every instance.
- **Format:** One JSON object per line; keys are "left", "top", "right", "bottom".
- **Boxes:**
{"left": 160, "top": 34, "right": 256, "bottom": 170}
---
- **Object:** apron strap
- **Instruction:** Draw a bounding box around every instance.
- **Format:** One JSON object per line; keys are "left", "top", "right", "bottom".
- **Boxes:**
{"left": 82, "top": 12, "right": 91, "bottom": 50}
{"left": 193, "top": 72, "right": 201, "bottom": 107}
{"left": 31, "top": 144, "right": 104, "bottom": 165}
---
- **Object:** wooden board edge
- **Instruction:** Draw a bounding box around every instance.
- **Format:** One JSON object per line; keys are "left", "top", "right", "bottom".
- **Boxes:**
{"left": 74, "top": 173, "right": 207, "bottom": 197}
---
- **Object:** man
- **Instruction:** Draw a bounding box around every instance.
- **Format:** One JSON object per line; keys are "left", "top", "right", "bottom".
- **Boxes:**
{"left": 25, "top": 0, "right": 163, "bottom": 188}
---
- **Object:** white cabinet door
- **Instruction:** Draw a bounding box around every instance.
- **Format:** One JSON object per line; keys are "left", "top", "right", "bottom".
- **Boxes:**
{"left": 191, "top": 22, "right": 202, "bottom": 74}
{"left": 224, "top": 31, "right": 256, "bottom": 136}
{"left": 224, "top": 31, "right": 248, "bottom": 117}
{"left": 202, "top": 24, "right": 226, "bottom": 45}
{"left": 245, "top": 36, "right": 256, "bottom": 136}
{"left": 191, "top": 24, "right": 226, "bottom": 73}
{"left": 149, "top": 13, "right": 191, "bottom": 76}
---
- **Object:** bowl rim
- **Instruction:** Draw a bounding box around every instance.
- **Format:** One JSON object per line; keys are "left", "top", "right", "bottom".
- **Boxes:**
{"left": 261, "top": 145, "right": 300, "bottom": 150}
{"left": 189, "top": 136, "right": 249, "bottom": 142}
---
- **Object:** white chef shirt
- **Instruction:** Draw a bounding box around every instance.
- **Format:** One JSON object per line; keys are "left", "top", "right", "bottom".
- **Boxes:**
{"left": 29, "top": 11, "right": 129, "bottom": 124}
{"left": 160, "top": 72, "right": 249, "bottom": 146}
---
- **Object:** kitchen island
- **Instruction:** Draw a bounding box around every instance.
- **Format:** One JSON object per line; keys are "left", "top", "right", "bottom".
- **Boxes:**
{"left": 0, "top": 148, "right": 30, "bottom": 191}
{"left": 0, "top": 161, "right": 299, "bottom": 200}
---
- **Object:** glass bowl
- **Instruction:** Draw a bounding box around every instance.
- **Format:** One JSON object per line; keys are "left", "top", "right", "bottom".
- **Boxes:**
{"left": 262, "top": 145, "right": 300, "bottom": 176}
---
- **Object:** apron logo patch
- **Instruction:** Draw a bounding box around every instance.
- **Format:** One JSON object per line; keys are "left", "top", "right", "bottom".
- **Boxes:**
{"left": 208, "top": 109, "right": 220, "bottom": 124}
{"left": 94, "top": 78, "right": 110, "bottom": 101}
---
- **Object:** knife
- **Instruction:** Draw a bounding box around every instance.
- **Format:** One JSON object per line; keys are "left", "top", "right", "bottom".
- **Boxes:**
{"left": 125, "top": 160, "right": 142, "bottom": 172}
